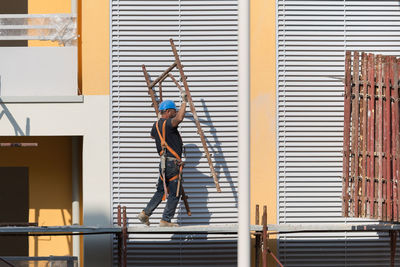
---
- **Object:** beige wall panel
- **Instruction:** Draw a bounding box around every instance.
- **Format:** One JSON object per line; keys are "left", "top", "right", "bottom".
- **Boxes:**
{"left": 28, "top": 0, "right": 110, "bottom": 95}
{"left": 0, "top": 95, "right": 111, "bottom": 266}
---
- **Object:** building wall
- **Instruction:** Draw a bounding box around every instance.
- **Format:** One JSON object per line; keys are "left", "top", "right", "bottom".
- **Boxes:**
{"left": 0, "top": 96, "right": 111, "bottom": 266}
{"left": 19, "top": 0, "right": 277, "bottom": 264}
{"left": 250, "top": 0, "right": 276, "bottom": 265}
{"left": 250, "top": 0, "right": 276, "bottom": 228}
{"left": 80, "top": 0, "right": 109, "bottom": 95}
{"left": 28, "top": 0, "right": 110, "bottom": 95}
{"left": 0, "top": 136, "right": 74, "bottom": 257}
{"left": 276, "top": 2, "right": 400, "bottom": 265}
{"left": 111, "top": 0, "right": 240, "bottom": 265}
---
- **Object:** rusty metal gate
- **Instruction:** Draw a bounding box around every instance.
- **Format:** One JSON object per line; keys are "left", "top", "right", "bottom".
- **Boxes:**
{"left": 342, "top": 52, "right": 400, "bottom": 222}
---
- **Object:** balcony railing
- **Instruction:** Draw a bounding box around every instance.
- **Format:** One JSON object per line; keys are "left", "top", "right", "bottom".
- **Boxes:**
{"left": 0, "top": 14, "right": 77, "bottom": 46}
{"left": 0, "top": 14, "right": 79, "bottom": 97}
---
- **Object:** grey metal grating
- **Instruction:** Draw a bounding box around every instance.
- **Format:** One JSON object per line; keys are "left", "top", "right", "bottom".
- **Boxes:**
{"left": 111, "top": 0, "right": 239, "bottom": 265}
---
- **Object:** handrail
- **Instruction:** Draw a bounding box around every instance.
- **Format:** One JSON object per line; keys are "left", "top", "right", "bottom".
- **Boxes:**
{"left": 0, "top": 14, "right": 77, "bottom": 45}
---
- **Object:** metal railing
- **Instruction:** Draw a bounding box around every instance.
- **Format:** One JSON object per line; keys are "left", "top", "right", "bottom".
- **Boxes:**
{"left": 0, "top": 256, "right": 77, "bottom": 267}
{"left": 0, "top": 14, "right": 77, "bottom": 46}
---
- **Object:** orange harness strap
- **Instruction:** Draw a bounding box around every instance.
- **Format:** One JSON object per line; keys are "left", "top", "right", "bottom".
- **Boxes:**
{"left": 159, "top": 174, "right": 179, "bottom": 201}
{"left": 156, "top": 120, "right": 181, "bottom": 161}
{"left": 155, "top": 119, "right": 183, "bottom": 200}
{"left": 160, "top": 174, "right": 179, "bottom": 182}
{"left": 159, "top": 163, "right": 183, "bottom": 183}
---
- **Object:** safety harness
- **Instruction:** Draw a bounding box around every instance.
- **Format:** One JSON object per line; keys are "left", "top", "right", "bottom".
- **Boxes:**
{"left": 155, "top": 119, "right": 184, "bottom": 200}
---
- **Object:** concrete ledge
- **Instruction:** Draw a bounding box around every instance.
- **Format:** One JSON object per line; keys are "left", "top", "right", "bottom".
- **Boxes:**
{"left": 0, "top": 95, "right": 84, "bottom": 103}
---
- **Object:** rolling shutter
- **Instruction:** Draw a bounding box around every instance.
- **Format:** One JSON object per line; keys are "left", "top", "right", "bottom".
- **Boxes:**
{"left": 277, "top": 1, "right": 400, "bottom": 266}
{"left": 111, "top": 1, "right": 239, "bottom": 266}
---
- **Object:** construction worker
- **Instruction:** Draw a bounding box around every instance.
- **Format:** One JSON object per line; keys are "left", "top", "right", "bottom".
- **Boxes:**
{"left": 138, "top": 95, "right": 187, "bottom": 227}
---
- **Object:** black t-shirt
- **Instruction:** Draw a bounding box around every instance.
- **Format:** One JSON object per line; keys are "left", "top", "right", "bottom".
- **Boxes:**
{"left": 151, "top": 118, "right": 183, "bottom": 158}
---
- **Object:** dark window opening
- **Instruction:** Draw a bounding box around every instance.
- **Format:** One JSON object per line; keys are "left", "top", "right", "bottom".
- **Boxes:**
{"left": 0, "top": 0, "right": 28, "bottom": 47}
{"left": 0, "top": 167, "right": 29, "bottom": 256}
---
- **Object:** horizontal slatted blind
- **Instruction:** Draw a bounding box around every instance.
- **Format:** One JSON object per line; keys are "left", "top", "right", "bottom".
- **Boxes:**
{"left": 111, "top": 0, "right": 238, "bottom": 266}
{"left": 278, "top": 1, "right": 400, "bottom": 266}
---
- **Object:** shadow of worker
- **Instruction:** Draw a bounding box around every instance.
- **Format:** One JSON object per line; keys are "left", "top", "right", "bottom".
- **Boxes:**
{"left": 175, "top": 143, "right": 211, "bottom": 226}
{"left": 199, "top": 98, "right": 237, "bottom": 205}
{"left": 169, "top": 144, "right": 213, "bottom": 260}
{"left": 0, "top": 99, "right": 30, "bottom": 136}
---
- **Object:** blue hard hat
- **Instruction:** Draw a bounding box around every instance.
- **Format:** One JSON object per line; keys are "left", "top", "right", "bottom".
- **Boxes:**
{"left": 159, "top": 100, "right": 176, "bottom": 111}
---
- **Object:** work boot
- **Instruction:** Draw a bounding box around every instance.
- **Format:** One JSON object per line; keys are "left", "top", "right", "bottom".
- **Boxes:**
{"left": 137, "top": 211, "right": 150, "bottom": 226}
{"left": 159, "top": 220, "right": 179, "bottom": 227}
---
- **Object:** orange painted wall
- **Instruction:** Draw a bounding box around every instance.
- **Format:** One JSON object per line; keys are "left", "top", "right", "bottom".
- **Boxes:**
{"left": 0, "top": 136, "right": 75, "bottom": 257}
{"left": 28, "top": 0, "right": 110, "bottom": 95}
{"left": 80, "top": 0, "right": 109, "bottom": 95}
{"left": 251, "top": 0, "right": 276, "bottom": 224}
{"left": 250, "top": 0, "right": 276, "bottom": 265}
{"left": 28, "top": 0, "right": 71, "bottom": 13}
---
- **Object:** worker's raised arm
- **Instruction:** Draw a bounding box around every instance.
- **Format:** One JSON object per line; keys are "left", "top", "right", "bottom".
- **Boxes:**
{"left": 172, "top": 99, "right": 187, "bottom": 128}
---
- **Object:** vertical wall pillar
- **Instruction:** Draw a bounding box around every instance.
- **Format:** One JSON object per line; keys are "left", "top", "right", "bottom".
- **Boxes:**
{"left": 82, "top": 98, "right": 112, "bottom": 266}
{"left": 238, "top": 0, "right": 250, "bottom": 265}
{"left": 72, "top": 136, "right": 81, "bottom": 265}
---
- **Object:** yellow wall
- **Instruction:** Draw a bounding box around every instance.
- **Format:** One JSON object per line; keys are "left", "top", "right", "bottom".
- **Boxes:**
{"left": 0, "top": 136, "right": 75, "bottom": 257}
{"left": 28, "top": 0, "right": 110, "bottom": 95}
{"left": 250, "top": 0, "right": 276, "bottom": 265}
{"left": 80, "top": 0, "right": 110, "bottom": 95}
{"left": 28, "top": 0, "right": 71, "bottom": 13}
{"left": 251, "top": 0, "right": 276, "bottom": 224}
